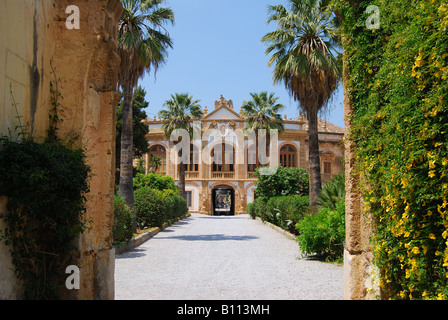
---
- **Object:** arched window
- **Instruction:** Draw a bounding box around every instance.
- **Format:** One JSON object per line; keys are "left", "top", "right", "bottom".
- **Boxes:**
{"left": 187, "top": 144, "right": 199, "bottom": 172}
{"left": 212, "top": 144, "right": 234, "bottom": 172}
{"left": 280, "top": 144, "right": 297, "bottom": 168}
{"left": 148, "top": 145, "right": 167, "bottom": 174}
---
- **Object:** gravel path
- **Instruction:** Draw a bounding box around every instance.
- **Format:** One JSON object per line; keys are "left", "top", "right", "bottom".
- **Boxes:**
{"left": 114, "top": 213, "right": 343, "bottom": 300}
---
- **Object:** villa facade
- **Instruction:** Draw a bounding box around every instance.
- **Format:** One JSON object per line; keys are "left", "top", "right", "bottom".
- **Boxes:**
{"left": 143, "top": 95, "right": 345, "bottom": 216}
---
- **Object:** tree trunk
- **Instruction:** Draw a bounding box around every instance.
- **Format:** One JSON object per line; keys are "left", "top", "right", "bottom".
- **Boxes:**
{"left": 307, "top": 107, "right": 322, "bottom": 206}
{"left": 118, "top": 83, "right": 136, "bottom": 231}
{"left": 178, "top": 164, "right": 186, "bottom": 200}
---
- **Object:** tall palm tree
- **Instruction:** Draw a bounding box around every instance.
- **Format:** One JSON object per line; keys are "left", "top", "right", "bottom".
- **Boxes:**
{"left": 117, "top": 0, "right": 174, "bottom": 229}
{"left": 241, "top": 92, "right": 285, "bottom": 169}
{"left": 159, "top": 93, "right": 203, "bottom": 200}
{"left": 262, "top": 0, "right": 341, "bottom": 205}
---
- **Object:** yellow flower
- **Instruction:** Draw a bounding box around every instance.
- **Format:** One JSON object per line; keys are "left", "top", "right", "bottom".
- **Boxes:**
{"left": 442, "top": 158, "right": 448, "bottom": 166}
{"left": 442, "top": 230, "right": 448, "bottom": 239}
{"left": 368, "top": 69, "right": 373, "bottom": 74}
{"left": 428, "top": 170, "right": 436, "bottom": 178}
{"left": 412, "top": 247, "right": 420, "bottom": 255}
{"left": 429, "top": 160, "right": 436, "bottom": 169}
{"left": 429, "top": 233, "right": 436, "bottom": 240}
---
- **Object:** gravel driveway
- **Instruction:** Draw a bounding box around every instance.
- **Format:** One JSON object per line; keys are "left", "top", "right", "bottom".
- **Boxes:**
{"left": 114, "top": 213, "right": 343, "bottom": 300}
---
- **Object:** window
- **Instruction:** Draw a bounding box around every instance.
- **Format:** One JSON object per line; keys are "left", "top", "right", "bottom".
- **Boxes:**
{"left": 324, "top": 161, "right": 332, "bottom": 174}
{"left": 149, "top": 145, "right": 167, "bottom": 174}
{"left": 280, "top": 144, "right": 297, "bottom": 168}
{"left": 186, "top": 144, "right": 199, "bottom": 172}
{"left": 247, "top": 144, "right": 257, "bottom": 172}
{"left": 212, "top": 144, "right": 234, "bottom": 172}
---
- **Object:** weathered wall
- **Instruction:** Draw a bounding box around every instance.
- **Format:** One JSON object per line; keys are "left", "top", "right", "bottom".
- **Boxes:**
{"left": 342, "top": 52, "right": 379, "bottom": 300}
{"left": 0, "top": 0, "right": 123, "bottom": 299}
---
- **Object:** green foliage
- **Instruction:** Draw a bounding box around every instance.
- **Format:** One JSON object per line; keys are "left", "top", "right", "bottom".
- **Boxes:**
{"left": 253, "top": 166, "right": 309, "bottom": 200}
{"left": 317, "top": 173, "right": 345, "bottom": 210}
{"left": 134, "top": 187, "right": 167, "bottom": 229}
{"left": 336, "top": 0, "right": 448, "bottom": 299}
{"left": 113, "top": 195, "right": 134, "bottom": 242}
{"left": 162, "top": 190, "right": 188, "bottom": 220}
{"left": 0, "top": 137, "right": 90, "bottom": 299}
{"left": 296, "top": 200, "right": 345, "bottom": 261}
{"left": 266, "top": 195, "right": 310, "bottom": 234}
{"left": 133, "top": 173, "right": 178, "bottom": 193}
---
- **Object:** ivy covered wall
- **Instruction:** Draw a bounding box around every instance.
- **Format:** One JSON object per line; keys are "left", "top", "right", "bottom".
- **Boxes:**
{"left": 338, "top": 0, "right": 448, "bottom": 299}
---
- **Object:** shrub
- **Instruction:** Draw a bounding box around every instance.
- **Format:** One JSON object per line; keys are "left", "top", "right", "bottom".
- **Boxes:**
{"left": 317, "top": 173, "right": 345, "bottom": 210}
{"left": 113, "top": 195, "right": 134, "bottom": 242}
{"left": 296, "top": 200, "right": 345, "bottom": 261}
{"left": 266, "top": 195, "right": 310, "bottom": 234}
{"left": 0, "top": 137, "right": 90, "bottom": 299}
{"left": 133, "top": 173, "right": 178, "bottom": 193}
{"left": 134, "top": 187, "right": 167, "bottom": 228}
{"left": 253, "top": 166, "right": 309, "bottom": 201}
{"left": 163, "top": 190, "right": 188, "bottom": 220}
{"left": 247, "top": 202, "right": 255, "bottom": 219}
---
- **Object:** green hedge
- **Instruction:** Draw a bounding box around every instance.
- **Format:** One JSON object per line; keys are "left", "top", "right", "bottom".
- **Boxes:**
{"left": 253, "top": 166, "right": 309, "bottom": 201}
{"left": 113, "top": 195, "right": 134, "bottom": 242}
{"left": 134, "top": 186, "right": 168, "bottom": 228}
{"left": 336, "top": 0, "right": 448, "bottom": 299}
{"left": 296, "top": 200, "right": 345, "bottom": 261}
{"left": 250, "top": 195, "right": 309, "bottom": 235}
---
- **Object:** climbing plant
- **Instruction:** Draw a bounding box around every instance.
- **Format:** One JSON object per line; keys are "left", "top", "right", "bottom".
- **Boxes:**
{"left": 0, "top": 64, "right": 91, "bottom": 299}
{"left": 336, "top": 0, "right": 448, "bottom": 299}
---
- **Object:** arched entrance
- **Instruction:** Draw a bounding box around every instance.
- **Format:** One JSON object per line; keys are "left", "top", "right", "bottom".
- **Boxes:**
{"left": 211, "top": 186, "right": 235, "bottom": 216}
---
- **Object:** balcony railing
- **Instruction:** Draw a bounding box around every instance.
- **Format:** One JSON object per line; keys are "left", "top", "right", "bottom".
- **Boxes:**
{"left": 185, "top": 172, "right": 199, "bottom": 179}
{"left": 211, "top": 172, "right": 235, "bottom": 180}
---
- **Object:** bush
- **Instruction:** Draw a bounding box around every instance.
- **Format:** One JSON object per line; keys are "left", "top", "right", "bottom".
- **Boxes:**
{"left": 113, "top": 195, "right": 134, "bottom": 242}
{"left": 296, "top": 200, "right": 345, "bottom": 261}
{"left": 0, "top": 137, "right": 90, "bottom": 299}
{"left": 253, "top": 166, "right": 309, "bottom": 201}
{"left": 162, "top": 190, "right": 188, "bottom": 220}
{"left": 317, "top": 173, "right": 345, "bottom": 210}
{"left": 247, "top": 202, "right": 255, "bottom": 219}
{"left": 133, "top": 173, "right": 178, "bottom": 193}
{"left": 134, "top": 187, "right": 167, "bottom": 228}
{"left": 266, "top": 195, "right": 310, "bottom": 234}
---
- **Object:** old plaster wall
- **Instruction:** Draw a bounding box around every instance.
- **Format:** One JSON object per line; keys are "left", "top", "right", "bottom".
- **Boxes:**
{"left": 0, "top": 0, "right": 123, "bottom": 299}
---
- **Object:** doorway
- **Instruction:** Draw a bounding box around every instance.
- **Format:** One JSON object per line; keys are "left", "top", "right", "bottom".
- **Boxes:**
{"left": 212, "top": 186, "right": 235, "bottom": 216}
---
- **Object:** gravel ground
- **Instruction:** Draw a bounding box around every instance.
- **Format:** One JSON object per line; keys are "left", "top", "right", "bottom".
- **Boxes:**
{"left": 114, "top": 213, "right": 343, "bottom": 300}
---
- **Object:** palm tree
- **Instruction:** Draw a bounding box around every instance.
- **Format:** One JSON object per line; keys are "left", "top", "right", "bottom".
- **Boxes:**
{"left": 159, "top": 93, "right": 203, "bottom": 200}
{"left": 117, "top": 0, "right": 174, "bottom": 229}
{"left": 241, "top": 92, "right": 285, "bottom": 169}
{"left": 262, "top": 0, "right": 341, "bottom": 205}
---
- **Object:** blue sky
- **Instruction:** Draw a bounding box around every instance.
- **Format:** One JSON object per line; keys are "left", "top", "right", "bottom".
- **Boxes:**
{"left": 140, "top": 0, "right": 345, "bottom": 129}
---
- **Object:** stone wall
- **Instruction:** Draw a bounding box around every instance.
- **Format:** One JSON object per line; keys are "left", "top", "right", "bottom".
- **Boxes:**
{"left": 342, "top": 52, "right": 380, "bottom": 300}
{"left": 0, "top": 0, "right": 123, "bottom": 299}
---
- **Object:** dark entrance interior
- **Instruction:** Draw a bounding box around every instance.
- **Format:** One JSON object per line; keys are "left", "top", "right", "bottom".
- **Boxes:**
{"left": 212, "top": 186, "right": 235, "bottom": 216}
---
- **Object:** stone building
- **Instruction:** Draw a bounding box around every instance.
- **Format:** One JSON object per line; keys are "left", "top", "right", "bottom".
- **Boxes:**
{"left": 143, "top": 95, "right": 345, "bottom": 216}
{"left": 0, "top": 0, "right": 123, "bottom": 299}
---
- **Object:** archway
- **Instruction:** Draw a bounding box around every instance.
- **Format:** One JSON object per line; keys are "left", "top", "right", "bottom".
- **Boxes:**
{"left": 211, "top": 186, "right": 235, "bottom": 216}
